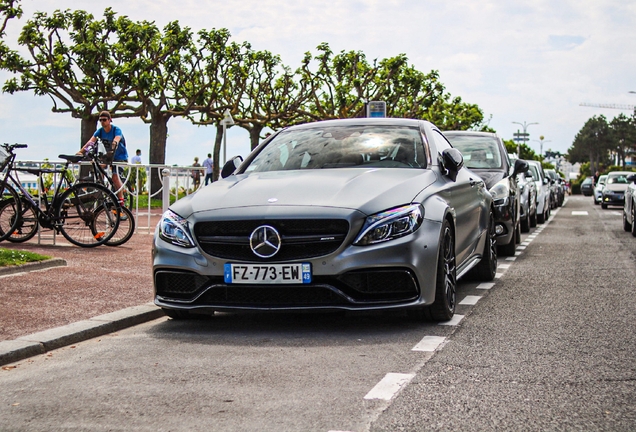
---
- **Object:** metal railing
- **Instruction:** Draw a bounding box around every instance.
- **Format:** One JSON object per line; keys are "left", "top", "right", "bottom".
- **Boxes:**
{"left": 3, "top": 159, "right": 207, "bottom": 244}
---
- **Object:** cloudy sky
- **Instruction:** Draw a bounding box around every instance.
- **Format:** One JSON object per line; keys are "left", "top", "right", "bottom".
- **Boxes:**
{"left": 1, "top": 0, "right": 634, "bottom": 167}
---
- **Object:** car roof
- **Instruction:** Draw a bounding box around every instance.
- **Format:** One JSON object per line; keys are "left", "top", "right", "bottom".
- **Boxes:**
{"left": 285, "top": 118, "right": 430, "bottom": 131}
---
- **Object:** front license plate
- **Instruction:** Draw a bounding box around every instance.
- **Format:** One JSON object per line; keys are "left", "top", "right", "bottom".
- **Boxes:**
{"left": 224, "top": 263, "right": 312, "bottom": 284}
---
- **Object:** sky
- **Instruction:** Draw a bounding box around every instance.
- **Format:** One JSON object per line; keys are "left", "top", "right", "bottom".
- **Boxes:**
{"left": 1, "top": 0, "right": 635, "bottom": 167}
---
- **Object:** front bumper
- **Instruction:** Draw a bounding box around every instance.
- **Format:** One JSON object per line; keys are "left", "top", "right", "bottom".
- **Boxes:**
{"left": 493, "top": 201, "right": 514, "bottom": 246}
{"left": 602, "top": 193, "right": 625, "bottom": 206}
{"left": 152, "top": 218, "right": 443, "bottom": 313}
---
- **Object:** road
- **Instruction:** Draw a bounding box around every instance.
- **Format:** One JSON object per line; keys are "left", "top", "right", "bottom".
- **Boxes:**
{"left": 1, "top": 195, "right": 635, "bottom": 431}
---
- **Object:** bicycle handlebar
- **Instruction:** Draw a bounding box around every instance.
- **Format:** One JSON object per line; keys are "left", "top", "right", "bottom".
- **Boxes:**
{"left": 2, "top": 143, "right": 28, "bottom": 151}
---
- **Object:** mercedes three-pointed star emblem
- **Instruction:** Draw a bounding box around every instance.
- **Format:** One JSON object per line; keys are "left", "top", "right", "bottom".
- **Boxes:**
{"left": 249, "top": 225, "right": 282, "bottom": 258}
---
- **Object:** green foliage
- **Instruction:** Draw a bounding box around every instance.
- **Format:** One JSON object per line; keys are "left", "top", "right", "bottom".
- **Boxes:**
{"left": 503, "top": 139, "right": 537, "bottom": 160}
{"left": 0, "top": 247, "right": 50, "bottom": 267}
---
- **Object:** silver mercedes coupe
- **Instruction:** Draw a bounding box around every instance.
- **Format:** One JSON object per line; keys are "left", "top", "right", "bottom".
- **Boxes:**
{"left": 152, "top": 118, "right": 496, "bottom": 322}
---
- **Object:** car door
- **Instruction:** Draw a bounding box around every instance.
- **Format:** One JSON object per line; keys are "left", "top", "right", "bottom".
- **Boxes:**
{"left": 430, "top": 129, "right": 486, "bottom": 264}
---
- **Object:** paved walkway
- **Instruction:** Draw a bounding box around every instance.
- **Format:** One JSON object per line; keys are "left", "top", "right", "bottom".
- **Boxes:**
{"left": 0, "top": 213, "right": 165, "bottom": 365}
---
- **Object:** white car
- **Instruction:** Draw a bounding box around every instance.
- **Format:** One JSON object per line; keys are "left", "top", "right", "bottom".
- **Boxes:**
{"left": 525, "top": 160, "right": 551, "bottom": 224}
{"left": 593, "top": 174, "right": 608, "bottom": 205}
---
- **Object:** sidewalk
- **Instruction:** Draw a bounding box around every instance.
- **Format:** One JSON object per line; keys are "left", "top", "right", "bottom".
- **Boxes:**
{"left": 0, "top": 213, "right": 165, "bottom": 365}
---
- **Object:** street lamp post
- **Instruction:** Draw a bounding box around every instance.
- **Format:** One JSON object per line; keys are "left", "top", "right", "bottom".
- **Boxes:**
{"left": 512, "top": 121, "right": 538, "bottom": 157}
{"left": 533, "top": 135, "right": 551, "bottom": 159}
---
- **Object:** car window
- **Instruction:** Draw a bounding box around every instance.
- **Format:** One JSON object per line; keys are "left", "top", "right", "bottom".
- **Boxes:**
{"left": 244, "top": 125, "right": 427, "bottom": 173}
{"left": 432, "top": 130, "right": 452, "bottom": 153}
{"left": 527, "top": 163, "right": 542, "bottom": 181}
{"left": 582, "top": 178, "right": 593, "bottom": 185}
{"left": 445, "top": 135, "right": 503, "bottom": 169}
{"left": 608, "top": 175, "right": 628, "bottom": 184}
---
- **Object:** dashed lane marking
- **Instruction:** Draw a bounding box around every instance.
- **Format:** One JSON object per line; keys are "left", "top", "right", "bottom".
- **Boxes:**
{"left": 506, "top": 256, "right": 517, "bottom": 261}
{"left": 363, "top": 373, "right": 415, "bottom": 401}
{"left": 439, "top": 314, "right": 465, "bottom": 326}
{"left": 412, "top": 335, "right": 446, "bottom": 352}
{"left": 459, "top": 295, "right": 482, "bottom": 305}
{"left": 572, "top": 211, "right": 588, "bottom": 215}
{"left": 477, "top": 282, "right": 495, "bottom": 289}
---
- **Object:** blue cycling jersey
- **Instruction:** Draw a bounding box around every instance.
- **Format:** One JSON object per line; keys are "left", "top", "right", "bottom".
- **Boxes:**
{"left": 94, "top": 125, "right": 128, "bottom": 162}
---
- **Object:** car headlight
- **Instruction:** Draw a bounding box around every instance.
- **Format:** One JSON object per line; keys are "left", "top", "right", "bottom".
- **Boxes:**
{"left": 354, "top": 204, "right": 423, "bottom": 246}
{"left": 490, "top": 178, "right": 511, "bottom": 206}
{"left": 158, "top": 209, "right": 195, "bottom": 248}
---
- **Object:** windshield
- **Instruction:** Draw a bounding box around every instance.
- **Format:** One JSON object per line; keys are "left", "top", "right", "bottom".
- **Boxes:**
{"left": 445, "top": 135, "right": 503, "bottom": 169}
{"left": 244, "top": 125, "right": 427, "bottom": 173}
{"left": 607, "top": 174, "right": 628, "bottom": 184}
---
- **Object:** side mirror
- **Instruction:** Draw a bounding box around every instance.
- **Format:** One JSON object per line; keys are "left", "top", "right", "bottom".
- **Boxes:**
{"left": 511, "top": 159, "right": 529, "bottom": 177}
{"left": 440, "top": 148, "right": 464, "bottom": 182}
{"left": 221, "top": 155, "right": 244, "bottom": 179}
{"left": 543, "top": 178, "right": 549, "bottom": 185}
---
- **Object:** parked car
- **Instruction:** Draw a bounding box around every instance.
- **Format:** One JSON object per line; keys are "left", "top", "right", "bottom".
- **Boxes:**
{"left": 153, "top": 118, "right": 497, "bottom": 323}
{"left": 594, "top": 174, "right": 608, "bottom": 205}
{"left": 526, "top": 160, "right": 551, "bottom": 224}
{"left": 601, "top": 171, "right": 633, "bottom": 209}
{"left": 545, "top": 169, "right": 565, "bottom": 207}
{"left": 444, "top": 131, "right": 528, "bottom": 256}
{"left": 580, "top": 177, "right": 594, "bottom": 196}
{"left": 623, "top": 173, "right": 636, "bottom": 237}
{"left": 517, "top": 169, "right": 537, "bottom": 232}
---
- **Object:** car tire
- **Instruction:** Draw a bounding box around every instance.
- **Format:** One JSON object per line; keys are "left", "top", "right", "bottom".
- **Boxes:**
{"left": 521, "top": 216, "right": 530, "bottom": 233}
{"left": 498, "top": 234, "right": 516, "bottom": 256}
{"left": 409, "top": 219, "right": 456, "bottom": 322}
{"left": 515, "top": 222, "right": 521, "bottom": 244}
{"left": 529, "top": 210, "right": 537, "bottom": 228}
{"left": 631, "top": 203, "right": 636, "bottom": 238}
{"left": 469, "top": 210, "right": 497, "bottom": 281}
{"left": 623, "top": 210, "right": 632, "bottom": 232}
{"left": 601, "top": 203, "right": 607, "bottom": 209}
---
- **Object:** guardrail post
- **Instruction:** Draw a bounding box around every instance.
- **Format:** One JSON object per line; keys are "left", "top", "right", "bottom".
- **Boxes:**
{"left": 161, "top": 168, "right": 171, "bottom": 215}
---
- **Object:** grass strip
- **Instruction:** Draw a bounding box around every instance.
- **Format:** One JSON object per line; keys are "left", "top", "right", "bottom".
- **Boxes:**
{"left": 0, "top": 248, "right": 52, "bottom": 267}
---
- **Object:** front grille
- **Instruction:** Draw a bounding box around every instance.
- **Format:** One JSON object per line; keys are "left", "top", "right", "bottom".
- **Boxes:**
{"left": 194, "top": 219, "right": 349, "bottom": 261}
{"left": 155, "top": 268, "right": 419, "bottom": 307}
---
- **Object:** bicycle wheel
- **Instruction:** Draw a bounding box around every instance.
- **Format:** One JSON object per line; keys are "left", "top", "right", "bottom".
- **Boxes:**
{"left": 103, "top": 206, "right": 135, "bottom": 246}
{"left": 0, "top": 197, "right": 38, "bottom": 243}
{"left": 56, "top": 182, "right": 120, "bottom": 247}
{"left": 0, "top": 181, "right": 20, "bottom": 243}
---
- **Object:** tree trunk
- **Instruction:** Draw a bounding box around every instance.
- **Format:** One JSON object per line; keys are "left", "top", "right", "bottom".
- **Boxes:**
{"left": 213, "top": 124, "right": 223, "bottom": 181}
{"left": 249, "top": 124, "right": 264, "bottom": 151}
{"left": 80, "top": 115, "right": 98, "bottom": 148}
{"left": 149, "top": 111, "right": 170, "bottom": 196}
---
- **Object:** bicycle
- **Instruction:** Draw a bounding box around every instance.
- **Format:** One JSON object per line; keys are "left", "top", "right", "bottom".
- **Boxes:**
{"left": 0, "top": 143, "right": 121, "bottom": 247}
{"left": 74, "top": 140, "right": 136, "bottom": 246}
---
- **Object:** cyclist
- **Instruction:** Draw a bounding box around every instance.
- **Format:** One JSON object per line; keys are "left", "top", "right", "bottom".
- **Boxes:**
{"left": 78, "top": 110, "right": 128, "bottom": 206}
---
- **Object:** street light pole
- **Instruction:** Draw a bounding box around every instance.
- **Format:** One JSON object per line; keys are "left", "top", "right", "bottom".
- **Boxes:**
{"left": 512, "top": 121, "right": 538, "bottom": 157}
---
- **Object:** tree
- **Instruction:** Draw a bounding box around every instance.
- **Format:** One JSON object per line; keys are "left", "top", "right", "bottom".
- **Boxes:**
{"left": 609, "top": 113, "right": 636, "bottom": 168}
{"left": 503, "top": 139, "right": 537, "bottom": 160}
{"left": 1, "top": 8, "right": 146, "bottom": 146}
{"left": 567, "top": 115, "right": 612, "bottom": 174}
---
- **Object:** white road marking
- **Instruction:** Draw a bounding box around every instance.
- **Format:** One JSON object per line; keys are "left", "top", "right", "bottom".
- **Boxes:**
{"left": 611, "top": 211, "right": 622, "bottom": 216}
{"left": 516, "top": 245, "right": 527, "bottom": 250}
{"left": 505, "top": 257, "right": 517, "bottom": 261}
{"left": 459, "top": 295, "right": 481, "bottom": 305}
{"left": 412, "top": 335, "right": 446, "bottom": 352}
{"left": 572, "top": 211, "right": 588, "bottom": 215}
{"left": 497, "top": 263, "right": 511, "bottom": 269}
{"left": 364, "top": 373, "right": 416, "bottom": 401}
{"left": 495, "top": 272, "right": 504, "bottom": 279}
{"left": 521, "top": 241, "right": 531, "bottom": 246}
{"left": 477, "top": 282, "right": 495, "bottom": 289}
{"left": 515, "top": 251, "right": 523, "bottom": 256}
{"left": 439, "top": 314, "right": 464, "bottom": 326}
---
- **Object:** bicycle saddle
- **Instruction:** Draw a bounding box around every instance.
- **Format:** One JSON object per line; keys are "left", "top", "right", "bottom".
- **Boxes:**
{"left": 59, "top": 154, "right": 84, "bottom": 163}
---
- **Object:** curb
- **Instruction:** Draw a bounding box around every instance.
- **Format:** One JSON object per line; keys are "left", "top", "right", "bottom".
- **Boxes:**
{"left": 0, "top": 303, "right": 165, "bottom": 367}
{"left": 0, "top": 258, "right": 67, "bottom": 277}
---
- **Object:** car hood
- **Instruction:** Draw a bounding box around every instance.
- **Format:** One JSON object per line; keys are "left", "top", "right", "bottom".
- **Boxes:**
{"left": 171, "top": 168, "right": 437, "bottom": 217}
{"left": 468, "top": 169, "right": 505, "bottom": 189}
{"left": 605, "top": 183, "right": 628, "bottom": 192}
